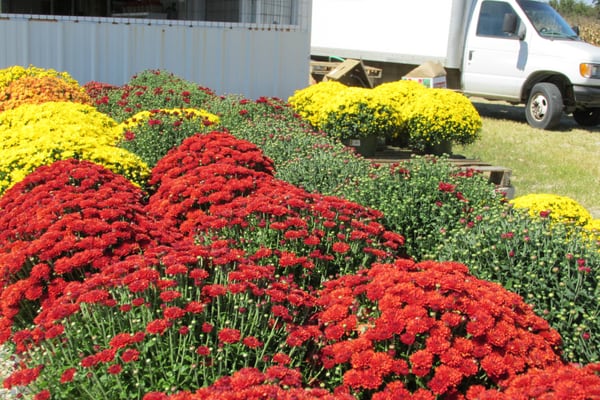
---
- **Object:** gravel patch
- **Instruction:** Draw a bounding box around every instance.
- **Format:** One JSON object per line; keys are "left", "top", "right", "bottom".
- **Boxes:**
{"left": 0, "top": 346, "right": 28, "bottom": 400}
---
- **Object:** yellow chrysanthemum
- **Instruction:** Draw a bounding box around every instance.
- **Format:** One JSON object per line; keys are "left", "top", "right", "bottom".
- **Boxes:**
{"left": 289, "top": 80, "right": 481, "bottom": 148}
{"left": 402, "top": 88, "right": 482, "bottom": 149}
{"left": 510, "top": 193, "right": 592, "bottom": 226}
{"left": 0, "top": 101, "right": 148, "bottom": 193}
{"left": 373, "top": 79, "right": 426, "bottom": 108}
{"left": 0, "top": 65, "right": 79, "bottom": 90}
{"left": 0, "top": 102, "right": 121, "bottom": 146}
{"left": 288, "top": 81, "right": 348, "bottom": 129}
{"left": 583, "top": 218, "right": 600, "bottom": 244}
{"left": 319, "top": 86, "right": 402, "bottom": 139}
{"left": 117, "top": 108, "right": 220, "bottom": 132}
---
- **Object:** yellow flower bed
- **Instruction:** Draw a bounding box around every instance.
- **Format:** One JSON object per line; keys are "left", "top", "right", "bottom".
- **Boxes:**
{"left": 401, "top": 88, "right": 482, "bottom": 151}
{"left": 0, "top": 65, "right": 79, "bottom": 90}
{"left": 510, "top": 193, "right": 593, "bottom": 226}
{"left": 0, "top": 102, "right": 149, "bottom": 193}
{"left": 288, "top": 81, "right": 347, "bottom": 130}
{"left": 320, "top": 86, "right": 401, "bottom": 140}
{"left": 583, "top": 218, "right": 600, "bottom": 244}
{"left": 288, "top": 80, "right": 481, "bottom": 147}
{"left": 117, "top": 108, "right": 220, "bottom": 132}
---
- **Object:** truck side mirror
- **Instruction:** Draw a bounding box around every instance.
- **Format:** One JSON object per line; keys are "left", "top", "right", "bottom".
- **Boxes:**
{"left": 572, "top": 25, "right": 580, "bottom": 36}
{"left": 502, "top": 13, "right": 517, "bottom": 34}
{"left": 502, "top": 13, "right": 525, "bottom": 40}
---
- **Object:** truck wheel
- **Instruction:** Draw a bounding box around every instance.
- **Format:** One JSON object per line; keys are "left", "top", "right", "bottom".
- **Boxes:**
{"left": 573, "top": 108, "right": 600, "bottom": 127}
{"left": 525, "top": 83, "right": 563, "bottom": 129}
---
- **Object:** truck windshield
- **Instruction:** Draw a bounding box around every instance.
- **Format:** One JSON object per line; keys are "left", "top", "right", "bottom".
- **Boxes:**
{"left": 517, "top": 0, "right": 579, "bottom": 39}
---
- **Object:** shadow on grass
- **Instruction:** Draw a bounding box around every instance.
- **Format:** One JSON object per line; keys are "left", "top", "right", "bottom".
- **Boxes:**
{"left": 471, "top": 98, "right": 600, "bottom": 133}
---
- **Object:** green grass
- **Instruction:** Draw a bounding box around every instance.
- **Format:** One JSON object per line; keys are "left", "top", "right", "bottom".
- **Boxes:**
{"left": 456, "top": 99, "right": 600, "bottom": 218}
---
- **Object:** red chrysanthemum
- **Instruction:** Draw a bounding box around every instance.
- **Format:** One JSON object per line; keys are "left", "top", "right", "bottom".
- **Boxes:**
{"left": 218, "top": 328, "right": 241, "bottom": 344}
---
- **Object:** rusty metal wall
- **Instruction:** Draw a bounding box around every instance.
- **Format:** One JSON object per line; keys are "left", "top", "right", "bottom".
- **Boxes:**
{"left": 0, "top": 12, "right": 311, "bottom": 99}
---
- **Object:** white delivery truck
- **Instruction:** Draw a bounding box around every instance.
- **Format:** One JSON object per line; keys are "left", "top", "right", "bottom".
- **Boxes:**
{"left": 311, "top": 0, "right": 600, "bottom": 129}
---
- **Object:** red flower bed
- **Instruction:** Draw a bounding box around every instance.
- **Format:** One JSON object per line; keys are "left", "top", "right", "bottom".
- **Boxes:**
{"left": 146, "top": 367, "right": 355, "bottom": 400}
{"left": 147, "top": 131, "right": 276, "bottom": 234}
{"left": 0, "top": 159, "right": 158, "bottom": 343}
{"left": 312, "top": 259, "right": 564, "bottom": 398}
{"left": 468, "top": 362, "right": 600, "bottom": 399}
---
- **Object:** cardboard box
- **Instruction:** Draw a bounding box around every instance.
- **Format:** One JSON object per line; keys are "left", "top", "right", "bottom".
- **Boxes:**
{"left": 402, "top": 61, "right": 447, "bottom": 88}
{"left": 402, "top": 75, "right": 447, "bottom": 88}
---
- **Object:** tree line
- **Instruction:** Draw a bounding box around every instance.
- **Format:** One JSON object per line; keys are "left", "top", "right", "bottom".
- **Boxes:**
{"left": 549, "top": 0, "right": 598, "bottom": 18}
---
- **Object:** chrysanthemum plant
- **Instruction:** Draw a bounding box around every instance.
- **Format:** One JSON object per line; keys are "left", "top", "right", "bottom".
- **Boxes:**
{"left": 290, "top": 84, "right": 400, "bottom": 141}
{"left": 0, "top": 102, "right": 149, "bottom": 194}
{"left": 510, "top": 193, "right": 593, "bottom": 227}
{"left": 320, "top": 87, "right": 400, "bottom": 141}
{"left": 117, "top": 108, "right": 221, "bottom": 167}
{"left": 0, "top": 75, "right": 91, "bottom": 112}
{"left": 401, "top": 88, "right": 482, "bottom": 153}
{"left": 288, "top": 81, "right": 347, "bottom": 130}
{"left": 0, "top": 65, "right": 79, "bottom": 91}
{"left": 288, "top": 80, "right": 481, "bottom": 152}
{"left": 85, "top": 69, "right": 217, "bottom": 122}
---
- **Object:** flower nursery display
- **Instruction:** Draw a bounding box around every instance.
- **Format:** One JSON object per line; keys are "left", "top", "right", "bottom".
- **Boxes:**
{"left": 0, "top": 66, "right": 598, "bottom": 400}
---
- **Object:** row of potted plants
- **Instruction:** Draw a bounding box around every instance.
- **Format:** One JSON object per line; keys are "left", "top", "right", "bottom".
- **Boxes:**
{"left": 287, "top": 80, "right": 483, "bottom": 156}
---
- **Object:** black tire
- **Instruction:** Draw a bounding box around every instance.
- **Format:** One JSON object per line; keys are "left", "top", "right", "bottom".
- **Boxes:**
{"left": 525, "top": 83, "right": 563, "bottom": 130}
{"left": 573, "top": 108, "right": 600, "bottom": 127}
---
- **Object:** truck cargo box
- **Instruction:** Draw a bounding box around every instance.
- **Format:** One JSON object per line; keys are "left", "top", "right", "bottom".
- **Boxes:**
{"left": 310, "top": 0, "right": 470, "bottom": 70}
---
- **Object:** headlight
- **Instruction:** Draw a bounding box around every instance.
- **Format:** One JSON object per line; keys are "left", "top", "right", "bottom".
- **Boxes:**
{"left": 580, "top": 63, "right": 600, "bottom": 79}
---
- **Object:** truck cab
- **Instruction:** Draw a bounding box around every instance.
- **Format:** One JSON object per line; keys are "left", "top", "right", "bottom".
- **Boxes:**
{"left": 462, "top": 0, "right": 600, "bottom": 128}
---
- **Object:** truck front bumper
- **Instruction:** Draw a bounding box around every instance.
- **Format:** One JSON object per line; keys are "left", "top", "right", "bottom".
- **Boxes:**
{"left": 573, "top": 84, "right": 600, "bottom": 108}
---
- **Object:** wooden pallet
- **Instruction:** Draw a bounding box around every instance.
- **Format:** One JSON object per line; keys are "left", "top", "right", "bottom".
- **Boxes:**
{"left": 310, "top": 59, "right": 382, "bottom": 88}
{"left": 367, "top": 146, "right": 515, "bottom": 198}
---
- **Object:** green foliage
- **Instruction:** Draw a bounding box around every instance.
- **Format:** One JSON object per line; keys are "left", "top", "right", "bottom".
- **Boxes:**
{"left": 434, "top": 205, "right": 600, "bottom": 364}
{"left": 85, "top": 69, "right": 217, "bottom": 123}
{"left": 203, "top": 93, "right": 374, "bottom": 195}
{"left": 549, "top": 0, "right": 596, "bottom": 18}
{"left": 117, "top": 108, "right": 221, "bottom": 167}
{"left": 334, "top": 158, "right": 503, "bottom": 260}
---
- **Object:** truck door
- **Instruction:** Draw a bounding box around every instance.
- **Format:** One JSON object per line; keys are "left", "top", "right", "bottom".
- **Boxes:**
{"left": 462, "top": 0, "right": 528, "bottom": 100}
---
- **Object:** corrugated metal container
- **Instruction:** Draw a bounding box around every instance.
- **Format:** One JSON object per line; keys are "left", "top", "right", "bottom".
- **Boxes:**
{"left": 0, "top": 11, "right": 311, "bottom": 99}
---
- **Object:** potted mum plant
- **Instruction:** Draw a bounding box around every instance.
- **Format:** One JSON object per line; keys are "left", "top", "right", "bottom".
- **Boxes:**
{"left": 288, "top": 82, "right": 400, "bottom": 157}
{"left": 401, "top": 88, "right": 482, "bottom": 155}
{"left": 319, "top": 87, "right": 400, "bottom": 157}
